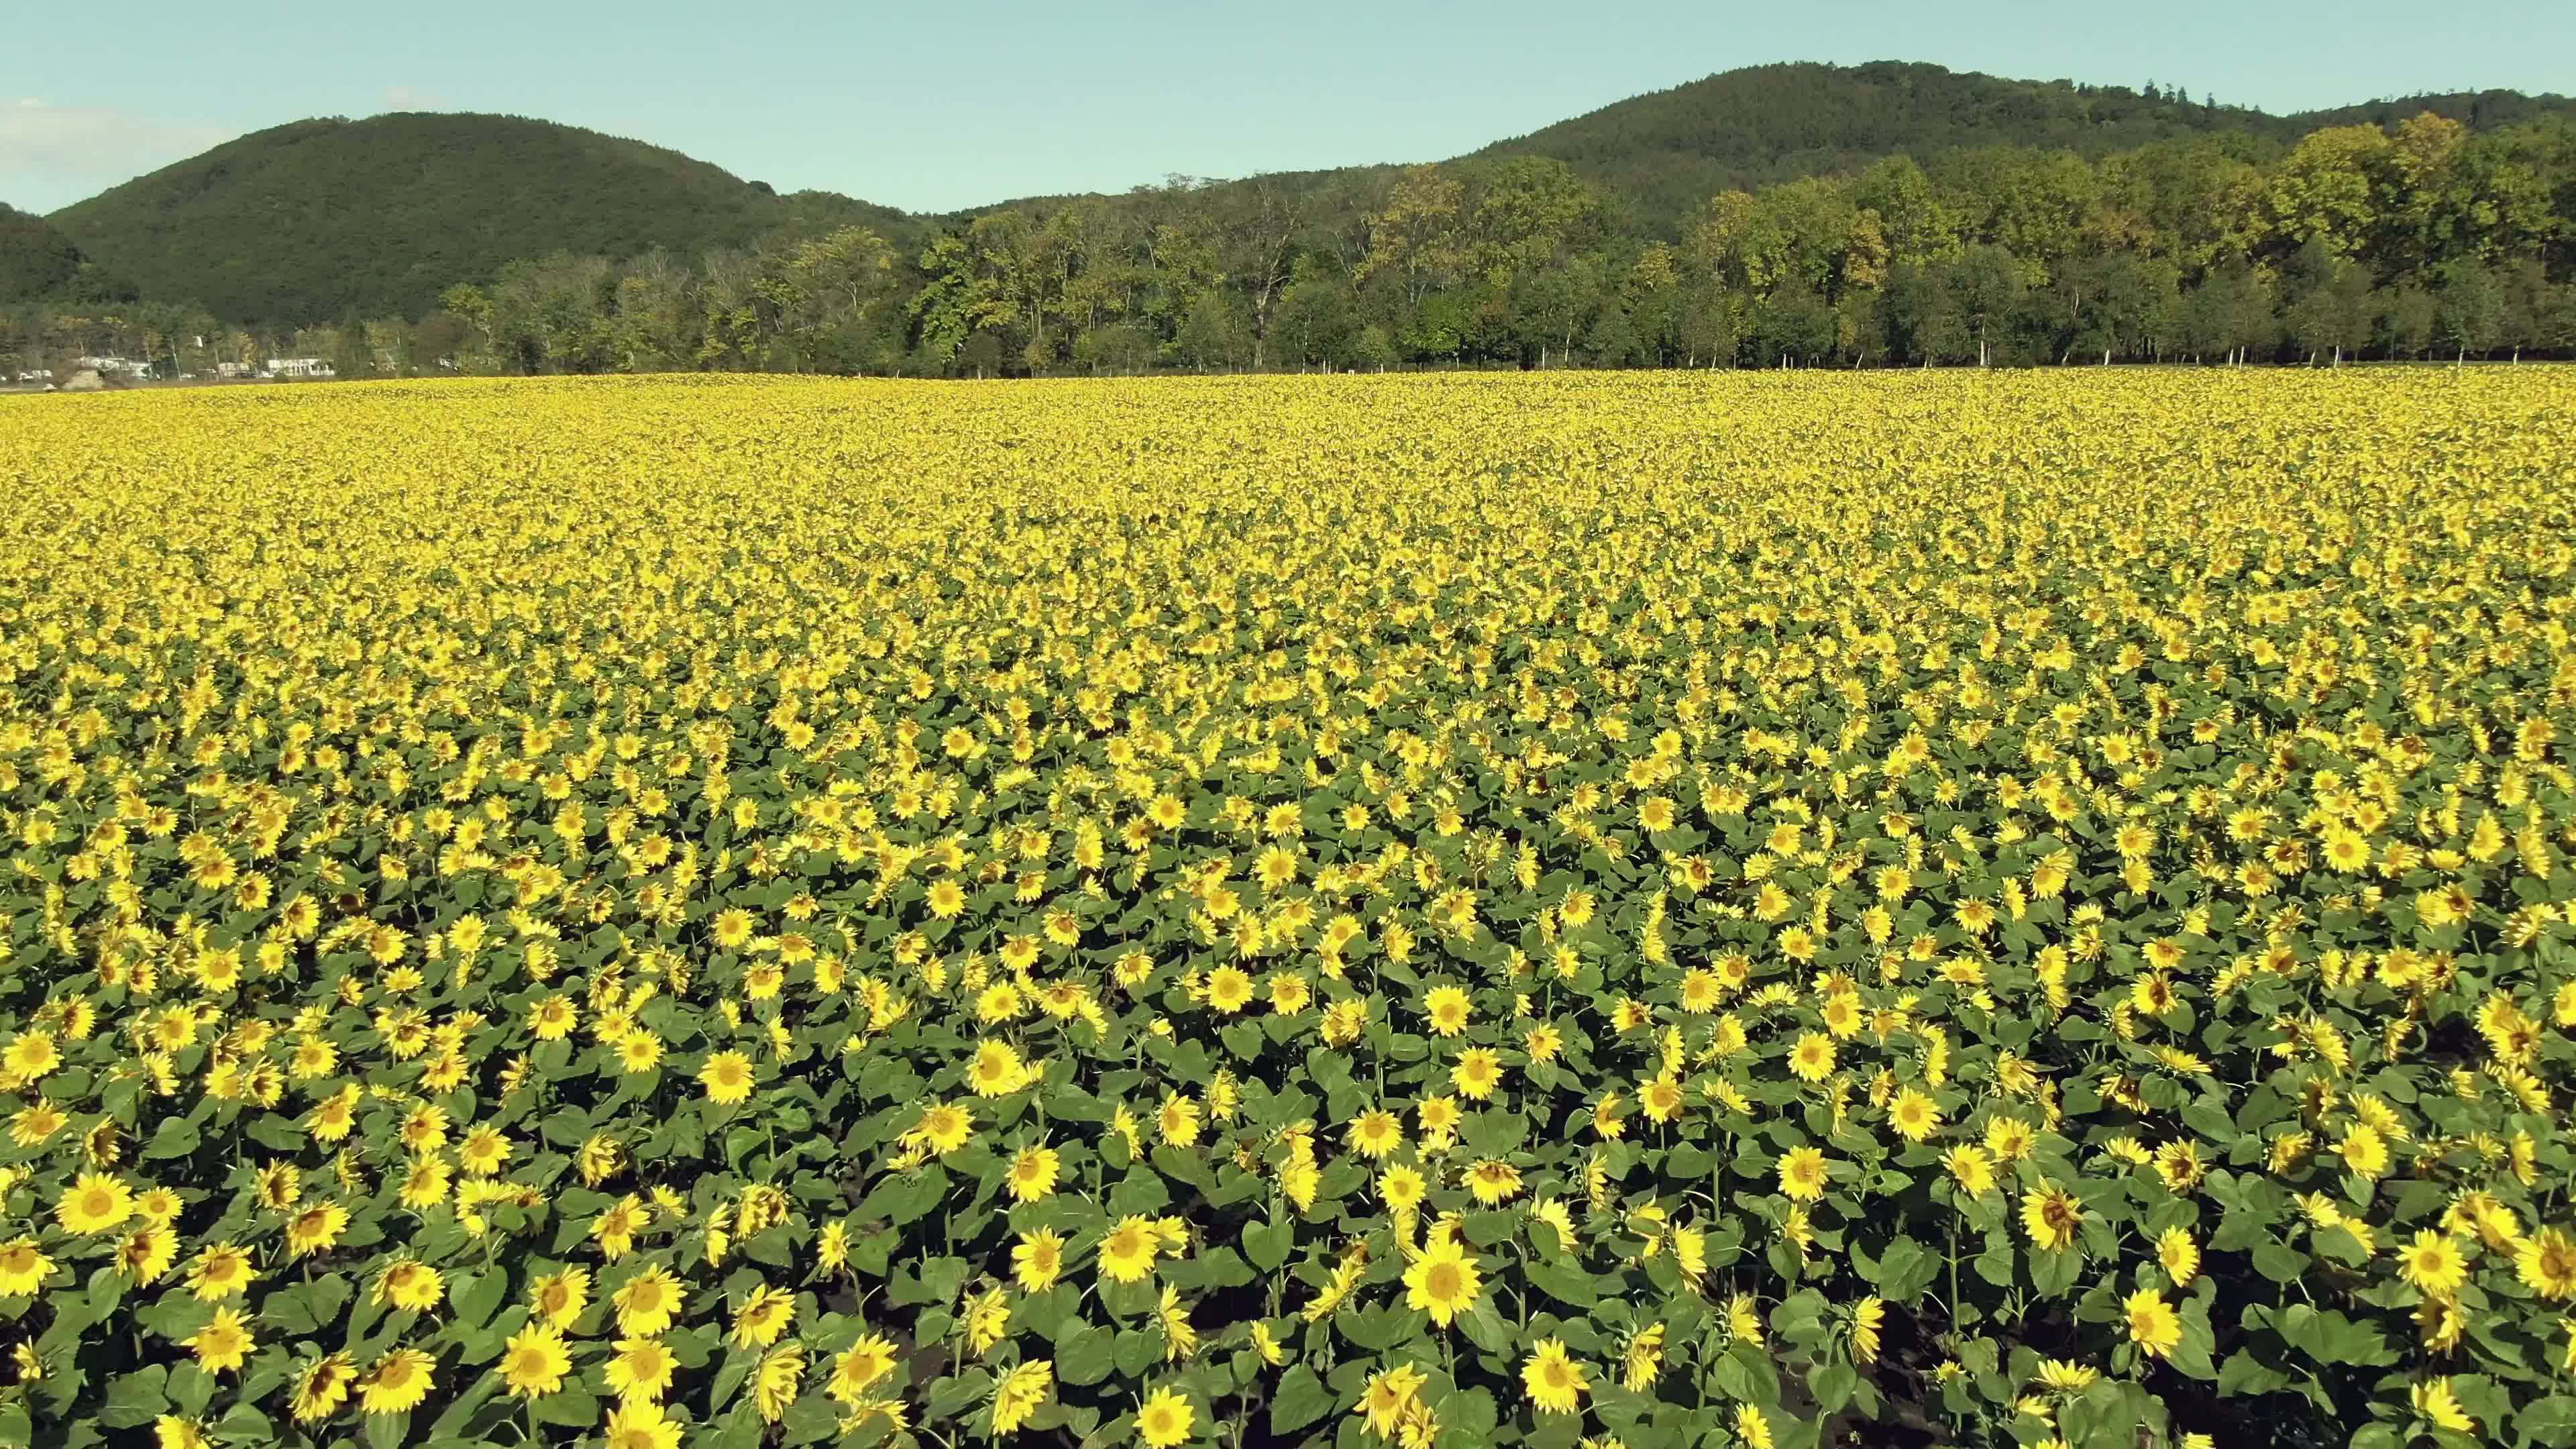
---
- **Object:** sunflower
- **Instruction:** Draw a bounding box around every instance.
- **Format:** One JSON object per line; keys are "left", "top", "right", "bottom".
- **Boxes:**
{"left": 2035, "top": 1358, "right": 2098, "bottom": 1392}
{"left": 2418, "top": 1294, "right": 2465, "bottom": 1352}
{"left": 500, "top": 1324, "right": 572, "bottom": 1397}
{"left": 753, "top": 1343, "right": 804, "bottom": 1423}
{"left": 827, "top": 1334, "right": 900, "bottom": 1404}
{"left": 528, "top": 1267, "right": 592, "bottom": 1330}
{"left": 2337, "top": 1123, "right": 2390, "bottom": 1180}
{"left": 991, "top": 1358, "right": 1053, "bottom": 1436}
{"left": 1007, "top": 1144, "right": 1061, "bottom": 1203}
{"left": 375, "top": 1259, "right": 444, "bottom": 1313}
{"left": 1152, "top": 1284, "right": 1196, "bottom": 1362}
{"left": 1423, "top": 985, "right": 1471, "bottom": 1037}
{"left": 1205, "top": 967, "right": 1255, "bottom": 1014}
{"left": 969, "top": 1040, "right": 1028, "bottom": 1097}
{"left": 2400, "top": 1230, "right": 2469, "bottom": 1297}
{"left": 700, "top": 1049, "right": 756, "bottom": 1105}
{"left": 528, "top": 994, "right": 579, "bottom": 1040}
{"left": 184, "top": 1307, "right": 254, "bottom": 1375}
{"left": 2411, "top": 1377, "right": 2475, "bottom": 1433}
{"left": 1014, "top": 1228, "right": 1065, "bottom": 1292}
{"left": 2153, "top": 1140, "right": 2206, "bottom": 1192}
{"left": 1943, "top": 1144, "right": 1996, "bottom": 1197}
{"left": 2123, "top": 1287, "right": 2182, "bottom": 1360}
{"left": 1842, "top": 1297, "right": 1883, "bottom": 1364}
{"left": 613, "top": 1266, "right": 686, "bottom": 1336}
{"left": 290, "top": 1352, "right": 356, "bottom": 1423}
{"left": 1347, "top": 1110, "right": 1404, "bottom": 1159}
{"left": 1359, "top": 1364, "right": 1428, "bottom": 1438}
{"left": 732, "top": 1283, "right": 797, "bottom": 1349}
{"left": 2516, "top": 1228, "right": 2576, "bottom": 1301}
{"left": 1592, "top": 1091, "right": 1628, "bottom": 1140}
{"left": 1985, "top": 1116, "right": 2037, "bottom": 1162}
{"left": 2, "top": 1030, "right": 60, "bottom": 1080}
{"left": 398, "top": 1157, "right": 453, "bottom": 1212}
{"left": 1639, "top": 1075, "right": 1685, "bottom": 1124}
{"left": 606, "top": 1337, "right": 679, "bottom": 1402}
{"left": 1622, "top": 1322, "right": 1666, "bottom": 1391}
{"left": 186, "top": 1244, "right": 255, "bottom": 1302}
{"left": 284, "top": 1201, "right": 350, "bottom": 1258}
{"left": 1888, "top": 1088, "right": 1942, "bottom": 1142}
{"left": 1136, "top": 1386, "right": 1195, "bottom": 1448}
{"left": 9, "top": 1101, "right": 66, "bottom": 1147}
{"left": 602, "top": 1400, "right": 685, "bottom": 1449}
{"left": 591, "top": 1195, "right": 648, "bottom": 1260}
{"left": 1401, "top": 1237, "right": 1483, "bottom": 1328}
{"left": 457, "top": 1125, "right": 512, "bottom": 1177}
{"left": 1379, "top": 1165, "right": 1428, "bottom": 1214}
{"left": 55, "top": 1172, "right": 134, "bottom": 1235}
{"left": 2157, "top": 1227, "right": 2201, "bottom": 1287}
{"left": 1464, "top": 1159, "right": 1523, "bottom": 1206}
{"left": 912, "top": 1102, "right": 975, "bottom": 1155}
{"left": 1777, "top": 1146, "right": 1829, "bottom": 1203}
{"left": 1452, "top": 1049, "right": 1504, "bottom": 1102}
{"left": 1788, "top": 1032, "right": 1835, "bottom": 1083}
{"left": 1157, "top": 1093, "right": 1202, "bottom": 1146}
{"left": 115, "top": 1225, "right": 176, "bottom": 1285}
{"left": 1520, "top": 1337, "right": 1589, "bottom": 1415}
{"left": 1417, "top": 1095, "right": 1462, "bottom": 1147}
{"left": 358, "top": 1340, "right": 433, "bottom": 1413}
{"left": 1100, "top": 1215, "right": 1161, "bottom": 1283}
{"left": 0, "top": 1239, "right": 55, "bottom": 1297}
{"left": 2021, "top": 1182, "right": 2085, "bottom": 1252}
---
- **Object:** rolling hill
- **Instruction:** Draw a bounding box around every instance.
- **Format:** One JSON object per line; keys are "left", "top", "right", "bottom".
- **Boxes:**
{"left": 46, "top": 112, "right": 916, "bottom": 326}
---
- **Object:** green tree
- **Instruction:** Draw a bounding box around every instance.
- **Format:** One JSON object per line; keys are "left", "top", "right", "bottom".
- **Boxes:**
{"left": 1171, "top": 290, "right": 1254, "bottom": 370}
{"left": 2433, "top": 260, "right": 2504, "bottom": 360}
{"left": 1356, "top": 165, "right": 1466, "bottom": 307}
{"left": 2265, "top": 125, "right": 2394, "bottom": 258}
{"left": 1948, "top": 244, "right": 2027, "bottom": 366}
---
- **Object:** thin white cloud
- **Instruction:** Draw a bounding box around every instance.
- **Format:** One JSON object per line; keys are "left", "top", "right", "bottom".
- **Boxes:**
{"left": 383, "top": 85, "right": 445, "bottom": 110}
{"left": 0, "top": 99, "right": 235, "bottom": 211}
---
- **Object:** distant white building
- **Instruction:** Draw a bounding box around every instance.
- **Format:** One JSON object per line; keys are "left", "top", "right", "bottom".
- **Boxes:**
{"left": 73, "top": 355, "right": 150, "bottom": 378}
{"left": 262, "top": 358, "right": 337, "bottom": 380}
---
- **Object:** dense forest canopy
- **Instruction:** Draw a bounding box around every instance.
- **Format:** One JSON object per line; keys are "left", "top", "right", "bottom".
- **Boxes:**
{"left": 7, "top": 62, "right": 2575, "bottom": 378}
{"left": 1473, "top": 61, "right": 2576, "bottom": 227}
{"left": 39, "top": 113, "right": 918, "bottom": 326}
{"left": 0, "top": 207, "right": 85, "bottom": 305}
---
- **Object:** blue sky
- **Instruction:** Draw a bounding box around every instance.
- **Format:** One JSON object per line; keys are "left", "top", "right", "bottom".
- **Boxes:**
{"left": 5, "top": 0, "right": 2570, "bottom": 216}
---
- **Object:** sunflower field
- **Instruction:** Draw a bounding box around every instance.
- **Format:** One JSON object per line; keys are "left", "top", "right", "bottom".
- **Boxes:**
{"left": 1, "top": 369, "right": 2573, "bottom": 1449}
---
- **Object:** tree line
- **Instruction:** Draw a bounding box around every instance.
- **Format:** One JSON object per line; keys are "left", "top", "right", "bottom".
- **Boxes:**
{"left": 11, "top": 109, "right": 2575, "bottom": 380}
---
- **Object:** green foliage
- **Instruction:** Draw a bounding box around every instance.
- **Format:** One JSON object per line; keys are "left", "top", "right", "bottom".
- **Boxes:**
{"left": 1473, "top": 60, "right": 2575, "bottom": 231}
{"left": 46, "top": 113, "right": 920, "bottom": 327}
{"left": 15, "top": 62, "right": 2576, "bottom": 376}
{"left": 0, "top": 205, "right": 84, "bottom": 305}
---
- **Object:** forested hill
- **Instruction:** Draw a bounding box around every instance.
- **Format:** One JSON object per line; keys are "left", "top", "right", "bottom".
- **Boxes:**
{"left": 44, "top": 113, "right": 917, "bottom": 326}
{"left": 0, "top": 205, "right": 87, "bottom": 304}
{"left": 1473, "top": 62, "right": 2576, "bottom": 226}
{"left": 30, "top": 62, "right": 2576, "bottom": 329}
{"left": 16, "top": 60, "right": 2576, "bottom": 378}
